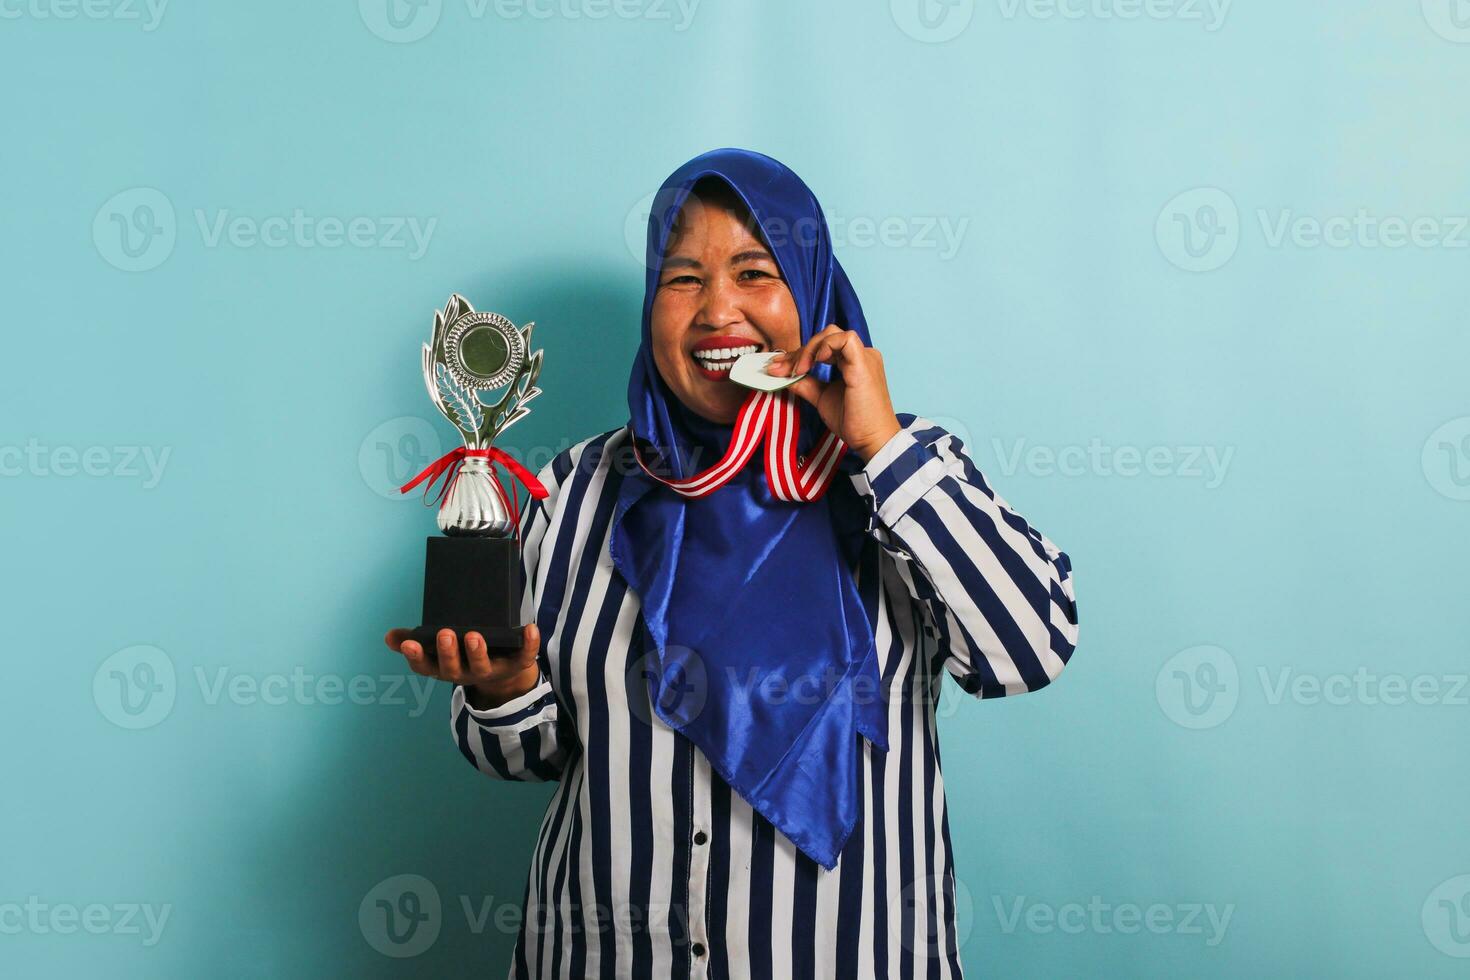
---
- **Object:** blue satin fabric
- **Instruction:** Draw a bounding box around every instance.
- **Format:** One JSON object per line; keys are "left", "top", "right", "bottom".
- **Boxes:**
{"left": 608, "top": 148, "right": 891, "bottom": 870}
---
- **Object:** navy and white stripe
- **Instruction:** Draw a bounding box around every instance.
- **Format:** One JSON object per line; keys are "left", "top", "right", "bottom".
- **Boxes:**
{"left": 451, "top": 414, "right": 1079, "bottom": 979}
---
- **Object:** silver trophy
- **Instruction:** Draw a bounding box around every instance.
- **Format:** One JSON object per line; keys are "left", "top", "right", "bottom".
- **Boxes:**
{"left": 405, "top": 294, "right": 545, "bottom": 652}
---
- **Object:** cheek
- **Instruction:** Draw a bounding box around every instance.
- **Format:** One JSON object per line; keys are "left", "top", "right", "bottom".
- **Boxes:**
{"left": 649, "top": 300, "right": 688, "bottom": 373}
{"left": 757, "top": 291, "right": 803, "bottom": 350}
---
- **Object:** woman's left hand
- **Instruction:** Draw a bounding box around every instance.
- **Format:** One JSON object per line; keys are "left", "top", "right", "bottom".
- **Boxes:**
{"left": 766, "top": 324, "right": 902, "bottom": 463}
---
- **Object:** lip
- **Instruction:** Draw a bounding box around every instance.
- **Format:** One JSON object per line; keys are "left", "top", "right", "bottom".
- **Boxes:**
{"left": 689, "top": 333, "right": 764, "bottom": 382}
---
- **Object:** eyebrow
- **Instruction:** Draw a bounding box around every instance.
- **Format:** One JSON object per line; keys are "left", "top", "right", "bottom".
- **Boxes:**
{"left": 660, "top": 249, "right": 777, "bottom": 273}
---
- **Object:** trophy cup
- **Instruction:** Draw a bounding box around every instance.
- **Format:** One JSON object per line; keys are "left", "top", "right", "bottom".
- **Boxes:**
{"left": 400, "top": 294, "right": 547, "bottom": 654}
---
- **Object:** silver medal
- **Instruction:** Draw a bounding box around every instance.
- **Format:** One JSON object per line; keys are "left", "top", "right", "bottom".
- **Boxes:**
{"left": 729, "top": 350, "right": 806, "bottom": 392}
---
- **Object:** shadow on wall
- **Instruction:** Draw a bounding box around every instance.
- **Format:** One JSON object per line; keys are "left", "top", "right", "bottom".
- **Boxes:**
{"left": 224, "top": 264, "right": 643, "bottom": 977}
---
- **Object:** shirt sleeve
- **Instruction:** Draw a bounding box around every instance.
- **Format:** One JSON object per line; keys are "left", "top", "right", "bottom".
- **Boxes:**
{"left": 448, "top": 455, "right": 577, "bottom": 782}
{"left": 848, "top": 414, "right": 1080, "bottom": 698}
{"left": 450, "top": 668, "right": 569, "bottom": 782}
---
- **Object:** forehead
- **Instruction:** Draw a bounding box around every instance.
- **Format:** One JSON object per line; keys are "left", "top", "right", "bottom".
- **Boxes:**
{"left": 665, "top": 193, "right": 770, "bottom": 253}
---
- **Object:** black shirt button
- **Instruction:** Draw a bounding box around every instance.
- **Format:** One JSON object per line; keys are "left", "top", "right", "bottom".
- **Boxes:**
{"left": 694, "top": 830, "right": 708, "bottom": 845}
{"left": 692, "top": 942, "right": 706, "bottom": 956}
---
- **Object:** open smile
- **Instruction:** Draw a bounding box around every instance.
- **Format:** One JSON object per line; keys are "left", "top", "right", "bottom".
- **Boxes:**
{"left": 690, "top": 336, "right": 762, "bottom": 381}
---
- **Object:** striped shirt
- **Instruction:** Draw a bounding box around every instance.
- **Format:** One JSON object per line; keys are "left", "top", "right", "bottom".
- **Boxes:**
{"left": 451, "top": 414, "right": 1079, "bottom": 979}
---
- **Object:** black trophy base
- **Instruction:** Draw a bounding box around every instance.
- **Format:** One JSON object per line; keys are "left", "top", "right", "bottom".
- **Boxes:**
{"left": 410, "top": 535, "right": 525, "bottom": 655}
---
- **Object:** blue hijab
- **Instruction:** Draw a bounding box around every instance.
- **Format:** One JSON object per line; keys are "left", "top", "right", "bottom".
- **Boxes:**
{"left": 609, "top": 148, "right": 890, "bottom": 870}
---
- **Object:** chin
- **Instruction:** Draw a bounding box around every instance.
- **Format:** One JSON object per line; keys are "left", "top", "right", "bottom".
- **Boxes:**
{"left": 680, "top": 384, "right": 743, "bottom": 425}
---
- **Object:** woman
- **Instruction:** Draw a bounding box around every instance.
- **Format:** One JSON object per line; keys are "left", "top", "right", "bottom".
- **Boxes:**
{"left": 386, "top": 148, "right": 1079, "bottom": 979}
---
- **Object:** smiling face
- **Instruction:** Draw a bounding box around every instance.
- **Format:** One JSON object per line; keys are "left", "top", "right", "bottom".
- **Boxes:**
{"left": 650, "top": 181, "right": 802, "bottom": 425}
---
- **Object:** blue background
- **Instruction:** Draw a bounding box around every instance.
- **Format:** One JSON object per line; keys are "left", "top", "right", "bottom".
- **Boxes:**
{"left": 4, "top": 0, "right": 1469, "bottom": 975}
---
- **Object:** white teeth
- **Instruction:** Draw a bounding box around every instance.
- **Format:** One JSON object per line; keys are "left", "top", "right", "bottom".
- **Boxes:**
{"left": 692, "top": 344, "right": 758, "bottom": 363}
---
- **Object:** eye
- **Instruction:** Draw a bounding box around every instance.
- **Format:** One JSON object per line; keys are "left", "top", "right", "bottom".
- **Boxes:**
{"left": 739, "top": 268, "right": 776, "bottom": 281}
{"left": 661, "top": 274, "right": 701, "bottom": 287}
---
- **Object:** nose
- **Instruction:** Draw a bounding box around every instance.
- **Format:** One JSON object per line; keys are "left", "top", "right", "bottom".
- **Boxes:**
{"left": 696, "top": 274, "right": 743, "bottom": 331}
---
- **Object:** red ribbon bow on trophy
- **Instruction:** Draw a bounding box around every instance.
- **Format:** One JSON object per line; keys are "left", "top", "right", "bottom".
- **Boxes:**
{"left": 399, "top": 447, "right": 549, "bottom": 538}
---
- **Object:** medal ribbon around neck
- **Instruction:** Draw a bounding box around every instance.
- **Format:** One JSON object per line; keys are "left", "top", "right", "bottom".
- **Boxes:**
{"left": 634, "top": 389, "right": 848, "bottom": 501}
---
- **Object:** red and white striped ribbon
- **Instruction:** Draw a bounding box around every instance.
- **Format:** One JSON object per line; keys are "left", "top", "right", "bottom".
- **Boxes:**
{"left": 634, "top": 389, "right": 848, "bottom": 502}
